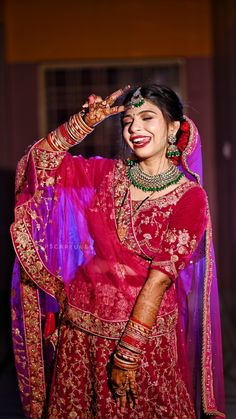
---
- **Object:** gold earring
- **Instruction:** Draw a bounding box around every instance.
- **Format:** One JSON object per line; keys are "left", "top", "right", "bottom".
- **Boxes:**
{"left": 166, "top": 133, "right": 180, "bottom": 158}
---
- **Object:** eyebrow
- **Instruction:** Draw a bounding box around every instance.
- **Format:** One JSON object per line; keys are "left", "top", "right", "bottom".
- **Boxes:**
{"left": 123, "top": 110, "right": 157, "bottom": 118}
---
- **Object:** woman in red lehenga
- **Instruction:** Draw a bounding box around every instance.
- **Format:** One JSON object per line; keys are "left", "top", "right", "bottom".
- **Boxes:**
{"left": 11, "top": 84, "right": 225, "bottom": 418}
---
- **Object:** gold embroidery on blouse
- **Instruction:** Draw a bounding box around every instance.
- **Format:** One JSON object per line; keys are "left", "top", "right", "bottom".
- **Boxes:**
{"left": 113, "top": 163, "right": 200, "bottom": 263}
{"left": 151, "top": 260, "right": 178, "bottom": 278}
{"left": 32, "top": 148, "right": 65, "bottom": 170}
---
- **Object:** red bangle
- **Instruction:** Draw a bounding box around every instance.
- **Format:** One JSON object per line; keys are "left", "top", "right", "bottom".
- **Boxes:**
{"left": 131, "top": 315, "right": 152, "bottom": 330}
{"left": 47, "top": 134, "right": 60, "bottom": 151}
{"left": 59, "top": 124, "right": 75, "bottom": 145}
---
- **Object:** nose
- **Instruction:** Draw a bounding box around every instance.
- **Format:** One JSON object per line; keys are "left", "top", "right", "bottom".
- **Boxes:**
{"left": 128, "top": 117, "right": 142, "bottom": 133}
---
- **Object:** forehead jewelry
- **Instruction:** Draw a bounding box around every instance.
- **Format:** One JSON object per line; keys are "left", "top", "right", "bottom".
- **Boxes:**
{"left": 129, "top": 87, "right": 145, "bottom": 108}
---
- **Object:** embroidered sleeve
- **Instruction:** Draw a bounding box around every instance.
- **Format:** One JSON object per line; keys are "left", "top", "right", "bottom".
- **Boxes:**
{"left": 32, "top": 146, "right": 66, "bottom": 170}
{"left": 151, "top": 186, "right": 208, "bottom": 279}
{"left": 15, "top": 137, "right": 115, "bottom": 205}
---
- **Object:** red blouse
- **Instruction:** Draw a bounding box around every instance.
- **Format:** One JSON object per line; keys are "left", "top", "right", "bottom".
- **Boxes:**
{"left": 112, "top": 162, "right": 208, "bottom": 281}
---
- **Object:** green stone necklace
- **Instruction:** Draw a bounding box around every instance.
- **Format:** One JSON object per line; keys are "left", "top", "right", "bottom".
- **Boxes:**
{"left": 127, "top": 160, "right": 184, "bottom": 192}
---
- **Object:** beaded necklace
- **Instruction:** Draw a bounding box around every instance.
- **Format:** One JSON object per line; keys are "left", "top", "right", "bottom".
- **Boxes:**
{"left": 127, "top": 160, "right": 184, "bottom": 192}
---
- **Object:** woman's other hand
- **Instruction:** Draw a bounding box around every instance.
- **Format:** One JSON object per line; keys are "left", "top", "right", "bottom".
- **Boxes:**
{"left": 82, "top": 86, "right": 130, "bottom": 127}
{"left": 111, "top": 366, "right": 138, "bottom": 412}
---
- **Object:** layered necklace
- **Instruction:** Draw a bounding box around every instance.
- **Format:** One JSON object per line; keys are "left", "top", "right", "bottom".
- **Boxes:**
{"left": 127, "top": 160, "right": 184, "bottom": 192}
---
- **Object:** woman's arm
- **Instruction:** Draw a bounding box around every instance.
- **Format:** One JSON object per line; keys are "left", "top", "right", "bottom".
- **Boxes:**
{"left": 38, "top": 88, "right": 127, "bottom": 152}
{"left": 111, "top": 186, "right": 208, "bottom": 412}
{"left": 131, "top": 269, "right": 171, "bottom": 326}
{"left": 111, "top": 269, "right": 171, "bottom": 412}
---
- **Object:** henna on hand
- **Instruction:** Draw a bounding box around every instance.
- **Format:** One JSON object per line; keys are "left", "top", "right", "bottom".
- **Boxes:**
{"left": 36, "top": 86, "right": 130, "bottom": 152}
{"left": 132, "top": 269, "right": 171, "bottom": 327}
{"left": 111, "top": 366, "right": 138, "bottom": 411}
{"left": 83, "top": 86, "right": 129, "bottom": 127}
{"left": 111, "top": 270, "right": 171, "bottom": 410}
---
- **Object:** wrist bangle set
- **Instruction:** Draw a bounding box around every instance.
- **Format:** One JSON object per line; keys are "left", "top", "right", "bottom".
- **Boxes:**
{"left": 114, "top": 316, "right": 152, "bottom": 371}
{"left": 47, "top": 111, "right": 93, "bottom": 152}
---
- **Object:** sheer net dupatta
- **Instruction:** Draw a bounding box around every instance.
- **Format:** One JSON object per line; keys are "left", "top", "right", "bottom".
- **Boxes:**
{"left": 10, "top": 145, "right": 148, "bottom": 417}
{"left": 11, "top": 147, "right": 68, "bottom": 418}
{"left": 176, "top": 117, "right": 225, "bottom": 418}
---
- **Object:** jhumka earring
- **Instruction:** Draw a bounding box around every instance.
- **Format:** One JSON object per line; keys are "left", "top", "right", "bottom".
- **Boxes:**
{"left": 129, "top": 87, "right": 145, "bottom": 108}
{"left": 166, "top": 133, "right": 180, "bottom": 158}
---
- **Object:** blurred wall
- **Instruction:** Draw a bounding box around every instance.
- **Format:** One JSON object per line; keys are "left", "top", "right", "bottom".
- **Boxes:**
{"left": 214, "top": 0, "right": 236, "bottom": 320}
{"left": 0, "top": 0, "right": 218, "bottom": 343}
{"left": 4, "top": 0, "right": 212, "bottom": 62}
{"left": 0, "top": 0, "right": 217, "bottom": 225}
{"left": 212, "top": 3, "right": 236, "bottom": 413}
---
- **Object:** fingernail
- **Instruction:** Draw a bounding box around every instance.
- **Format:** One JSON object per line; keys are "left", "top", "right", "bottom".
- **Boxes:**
{"left": 88, "top": 95, "right": 95, "bottom": 103}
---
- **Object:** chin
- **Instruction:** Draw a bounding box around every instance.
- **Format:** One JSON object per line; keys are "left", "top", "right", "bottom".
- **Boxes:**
{"left": 133, "top": 151, "right": 155, "bottom": 160}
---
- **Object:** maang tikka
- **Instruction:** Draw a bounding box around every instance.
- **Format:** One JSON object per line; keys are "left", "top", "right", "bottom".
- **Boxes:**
{"left": 166, "top": 133, "right": 180, "bottom": 158}
{"left": 129, "top": 87, "right": 145, "bottom": 108}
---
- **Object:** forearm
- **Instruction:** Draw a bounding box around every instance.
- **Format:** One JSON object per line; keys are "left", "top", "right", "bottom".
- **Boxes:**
{"left": 114, "top": 270, "right": 171, "bottom": 370}
{"left": 37, "top": 112, "right": 93, "bottom": 152}
{"left": 36, "top": 87, "right": 127, "bottom": 152}
{"left": 132, "top": 269, "right": 171, "bottom": 327}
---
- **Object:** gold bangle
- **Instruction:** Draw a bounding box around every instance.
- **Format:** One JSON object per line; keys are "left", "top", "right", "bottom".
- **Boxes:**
{"left": 52, "top": 131, "right": 69, "bottom": 151}
{"left": 66, "top": 112, "right": 93, "bottom": 143}
{"left": 56, "top": 128, "right": 74, "bottom": 149}
{"left": 67, "top": 122, "right": 86, "bottom": 142}
{"left": 113, "top": 354, "right": 138, "bottom": 371}
{"left": 47, "top": 132, "right": 68, "bottom": 152}
{"left": 76, "top": 112, "right": 94, "bottom": 133}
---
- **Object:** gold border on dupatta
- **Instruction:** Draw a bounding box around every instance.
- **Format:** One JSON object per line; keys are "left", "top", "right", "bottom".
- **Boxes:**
{"left": 11, "top": 213, "right": 65, "bottom": 301}
{"left": 21, "top": 270, "right": 46, "bottom": 418}
{"left": 181, "top": 115, "right": 201, "bottom": 184}
{"left": 180, "top": 116, "right": 225, "bottom": 417}
{"left": 11, "top": 208, "right": 65, "bottom": 417}
{"left": 201, "top": 222, "right": 225, "bottom": 417}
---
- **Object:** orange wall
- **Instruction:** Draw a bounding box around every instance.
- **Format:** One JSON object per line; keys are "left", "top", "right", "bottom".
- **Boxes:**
{"left": 3, "top": 0, "right": 213, "bottom": 62}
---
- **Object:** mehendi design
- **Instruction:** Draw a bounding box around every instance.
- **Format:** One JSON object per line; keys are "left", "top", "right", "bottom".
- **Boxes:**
{"left": 47, "top": 317, "right": 195, "bottom": 418}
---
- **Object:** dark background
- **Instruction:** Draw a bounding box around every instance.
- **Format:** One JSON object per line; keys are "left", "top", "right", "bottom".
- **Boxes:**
{"left": 0, "top": 0, "right": 236, "bottom": 417}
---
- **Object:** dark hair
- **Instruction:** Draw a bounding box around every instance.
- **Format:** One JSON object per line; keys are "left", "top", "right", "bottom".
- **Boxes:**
{"left": 119, "top": 84, "right": 184, "bottom": 159}
{"left": 122, "top": 83, "right": 184, "bottom": 123}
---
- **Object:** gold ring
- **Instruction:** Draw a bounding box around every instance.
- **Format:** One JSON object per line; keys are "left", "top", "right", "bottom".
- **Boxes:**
{"left": 115, "top": 387, "right": 126, "bottom": 396}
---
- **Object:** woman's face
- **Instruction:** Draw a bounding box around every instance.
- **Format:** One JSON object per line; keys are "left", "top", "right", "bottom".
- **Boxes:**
{"left": 122, "top": 100, "right": 179, "bottom": 162}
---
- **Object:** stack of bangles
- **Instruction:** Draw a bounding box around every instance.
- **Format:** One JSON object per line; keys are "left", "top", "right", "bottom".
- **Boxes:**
{"left": 114, "top": 316, "right": 152, "bottom": 371}
{"left": 47, "top": 111, "right": 94, "bottom": 152}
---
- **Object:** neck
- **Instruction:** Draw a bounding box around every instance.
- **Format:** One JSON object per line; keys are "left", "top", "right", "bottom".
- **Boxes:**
{"left": 138, "top": 156, "right": 170, "bottom": 175}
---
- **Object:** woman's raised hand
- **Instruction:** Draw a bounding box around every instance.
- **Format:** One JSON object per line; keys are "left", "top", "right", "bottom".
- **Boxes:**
{"left": 82, "top": 86, "right": 130, "bottom": 127}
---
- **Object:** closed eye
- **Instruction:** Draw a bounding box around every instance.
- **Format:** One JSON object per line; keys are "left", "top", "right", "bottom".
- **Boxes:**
{"left": 122, "top": 120, "right": 132, "bottom": 126}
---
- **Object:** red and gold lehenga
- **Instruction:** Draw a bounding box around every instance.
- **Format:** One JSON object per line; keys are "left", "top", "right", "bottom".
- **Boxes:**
{"left": 11, "top": 117, "right": 225, "bottom": 418}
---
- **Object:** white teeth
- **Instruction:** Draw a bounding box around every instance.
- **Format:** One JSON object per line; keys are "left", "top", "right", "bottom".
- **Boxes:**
{"left": 132, "top": 137, "right": 149, "bottom": 143}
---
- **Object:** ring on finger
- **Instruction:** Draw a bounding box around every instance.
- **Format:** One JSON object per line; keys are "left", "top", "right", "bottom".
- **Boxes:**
{"left": 115, "top": 388, "right": 127, "bottom": 397}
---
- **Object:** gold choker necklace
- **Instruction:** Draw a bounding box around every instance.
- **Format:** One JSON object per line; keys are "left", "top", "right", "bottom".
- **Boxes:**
{"left": 127, "top": 160, "right": 184, "bottom": 192}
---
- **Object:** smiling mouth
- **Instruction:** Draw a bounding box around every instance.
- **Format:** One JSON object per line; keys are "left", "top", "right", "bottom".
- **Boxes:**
{"left": 130, "top": 136, "right": 151, "bottom": 147}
